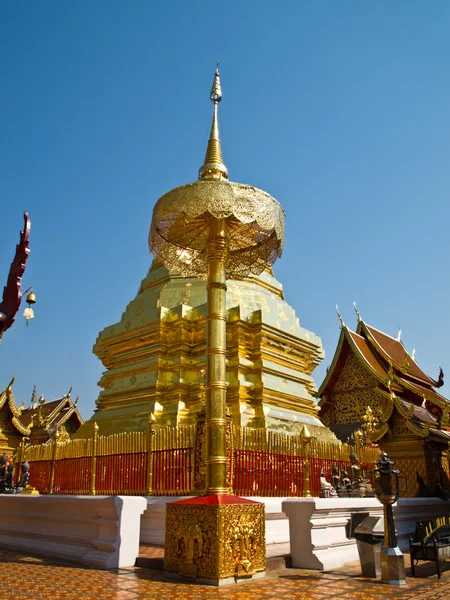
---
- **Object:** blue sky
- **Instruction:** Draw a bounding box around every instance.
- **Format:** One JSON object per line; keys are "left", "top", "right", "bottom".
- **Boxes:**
{"left": 1, "top": 2, "right": 449, "bottom": 417}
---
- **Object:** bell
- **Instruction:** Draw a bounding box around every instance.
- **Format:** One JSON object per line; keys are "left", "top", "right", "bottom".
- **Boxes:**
{"left": 26, "top": 291, "right": 36, "bottom": 304}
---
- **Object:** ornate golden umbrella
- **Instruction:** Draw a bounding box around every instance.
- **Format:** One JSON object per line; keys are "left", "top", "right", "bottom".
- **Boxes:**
{"left": 149, "top": 66, "right": 285, "bottom": 583}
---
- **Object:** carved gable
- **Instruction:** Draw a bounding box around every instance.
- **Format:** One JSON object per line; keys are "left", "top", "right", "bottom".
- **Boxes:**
{"left": 332, "top": 351, "right": 384, "bottom": 425}
{"left": 333, "top": 352, "right": 377, "bottom": 392}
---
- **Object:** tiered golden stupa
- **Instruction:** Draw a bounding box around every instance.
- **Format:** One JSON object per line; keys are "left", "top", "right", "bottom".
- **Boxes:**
{"left": 319, "top": 308, "right": 450, "bottom": 497}
{"left": 77, "top": 72, "right": 325, "bottom": 440}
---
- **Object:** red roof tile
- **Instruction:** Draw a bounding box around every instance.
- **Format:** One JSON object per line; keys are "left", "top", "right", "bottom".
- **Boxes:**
{"left": 365, "top": 325, "right": 436, "bottom": 386}
{"left": 348, "top": 331, "right": 388, "bottom": 379}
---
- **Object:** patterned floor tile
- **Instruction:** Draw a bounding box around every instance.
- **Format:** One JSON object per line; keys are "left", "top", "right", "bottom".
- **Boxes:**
{"left": 2, "top": 548, "right": 450, "bottom": 600}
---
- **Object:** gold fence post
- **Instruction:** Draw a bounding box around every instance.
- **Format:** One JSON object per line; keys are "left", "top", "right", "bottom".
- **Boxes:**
{"left": 146, "top": 413, "right": 156, "bottom": 496}
{"left": 299, "top": 425, "right": 312, "bottom": 498}
{"left": 15, "top": 436, "right": 26, "bottom": 483}
{"left": 49, "top": 429, "right": 60, "bottom": 495}
{"left": 90, "top": 422, "right": 99, "bottom": 495}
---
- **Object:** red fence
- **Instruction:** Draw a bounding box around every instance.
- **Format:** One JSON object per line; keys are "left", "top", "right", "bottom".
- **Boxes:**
{"left": 53, "top": 457, "right": 91, "bottom": 494}
{"left": 233, "top": 451, "right": 376, "bottom": 497}
{"left": 28, "top": 460, "right": 52, "bottom": 494}
{"left": 26, "top": 449, "right": 194, "bottom": 496}
{"left": 96, "top": 452, "right": 147, "bottom": 495}
{"left": 153, "top": 449, "right": 194, "bottom": 495}
{"left": 233, "top": 450, "right": 305, "bottom": 497}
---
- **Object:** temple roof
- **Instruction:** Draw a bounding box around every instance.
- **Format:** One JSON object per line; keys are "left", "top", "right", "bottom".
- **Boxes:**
{"left": 319, "top": 314, "right": 449, "bottom": 437}
{"left": 358, "top": 322, "right": 437, "bottom": 387}
{"left": 0, "top": 379, "right": 83, "bottom": 441}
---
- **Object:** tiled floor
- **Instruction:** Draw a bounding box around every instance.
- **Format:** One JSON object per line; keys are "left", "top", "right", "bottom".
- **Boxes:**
{"left": 1, "top": 548, "right": 450, "bottom": 599}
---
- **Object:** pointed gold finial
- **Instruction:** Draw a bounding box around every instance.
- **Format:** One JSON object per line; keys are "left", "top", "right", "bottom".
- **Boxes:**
{"left": 198, "top": 62, "right": 229, "bottom": 181}
{"left": 353, "top": 302, "right": 362, "bottom": 322}
{"left": 336, "top": 305, "right": 345, "bottom": 328}
{"left": 299, "top": 424, "right": 312, "bottom": 439}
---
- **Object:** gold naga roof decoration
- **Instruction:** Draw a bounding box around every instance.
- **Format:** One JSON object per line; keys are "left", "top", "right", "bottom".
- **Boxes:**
{"left": 149, "top": 65, "right": 285, "bottom": 279}
{"left": 0, "top": 376, "right": 33, "bottom": 436}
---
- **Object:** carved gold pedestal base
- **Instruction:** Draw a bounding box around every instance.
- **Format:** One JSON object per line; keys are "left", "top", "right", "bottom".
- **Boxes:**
{"left": 164, "top": 494, "right": 266, "bottom": 586}
{"left": 380, "top": 547, "right": 407, "bottom": 585}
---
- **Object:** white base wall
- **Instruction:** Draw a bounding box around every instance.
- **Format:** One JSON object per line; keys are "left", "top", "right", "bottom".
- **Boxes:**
{"left": 0, "top": 495, "right": 147, "bottom": 569}
{"left": 282, "top": 498, "right": 383, "bottom": 570}
{"left": 140, "top": 496, "right": 290, "bottom": 550}
{"left": 8, "top": 494, "right": 444, "bottom": 573}
{"left": 282, "top": 497, "right": 450, "bottom": 571}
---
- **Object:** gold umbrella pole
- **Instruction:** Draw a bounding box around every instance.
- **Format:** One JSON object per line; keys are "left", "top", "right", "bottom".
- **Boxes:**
{"left": 205, "top": 217, "right": 228, "bottom": 494}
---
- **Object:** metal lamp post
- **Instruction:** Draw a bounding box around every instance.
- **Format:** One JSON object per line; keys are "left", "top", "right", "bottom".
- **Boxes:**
{"left": 149, "top": 66, "right": 285, "bottom": 584}
{"left": 371, "top": 451, "right": 407, "bottom": 585}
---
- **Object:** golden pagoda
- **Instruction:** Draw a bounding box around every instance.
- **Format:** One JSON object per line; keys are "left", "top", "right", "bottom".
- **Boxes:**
{"left": 319, "top": 308, "right": 450, "bottom": 497}
{"left": 77, "top": 71, "right": 326, "bottom": 440}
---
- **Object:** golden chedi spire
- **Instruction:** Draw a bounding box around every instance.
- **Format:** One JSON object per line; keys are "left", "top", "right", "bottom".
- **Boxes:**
{"left": 198, "top": 62, "right": 228, "bottom": 181}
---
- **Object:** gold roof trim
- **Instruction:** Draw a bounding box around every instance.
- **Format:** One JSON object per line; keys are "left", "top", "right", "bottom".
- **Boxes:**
{"left": 11, "top": 416, "right": 32, "bottom": 437}
{"left": 405, "top": 419, "right": 431, "bottom": 439}
{"left": 317, "top": 327, "right": 346, "bottom": 399}
{"left": 394, "top": 395, "right": 415, "bottom": 421}
{"left": 48, "top": 404, "right": 84, "bottom": 432}
{"left": 394, "top": 374, "right": 447, "bottom": 410}
{"left": 44, "top": 388, "right": 73, "bottom": 424}
{"left": 1, "top": 381, "right": 24, "bottom": 419}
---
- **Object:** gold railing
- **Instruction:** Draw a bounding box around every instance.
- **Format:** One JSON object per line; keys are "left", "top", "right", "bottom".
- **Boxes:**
{"left": 233, "top": 426, "right": 380, "bottom": 462}
{"left": 22, "top": 423, "right": 380, "bottom": 497}
{"left": 23, "top": 426, "right": 196, "bottom": 461}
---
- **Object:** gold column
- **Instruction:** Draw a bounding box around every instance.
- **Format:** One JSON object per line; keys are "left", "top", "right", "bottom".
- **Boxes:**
{"left": 146, "top": 413, "right": 156, "bottom": 495}
{"left": 90, "top": 422, "right": 99, "bottom": 495}
{"left": 205, "top": 216, "right": 228, "bottom": 495}
{"left": 49, "top": 429, "right": 60, "bottom": 495}
{"left": 300, "top": 425, "right": 312, "bottom": 498}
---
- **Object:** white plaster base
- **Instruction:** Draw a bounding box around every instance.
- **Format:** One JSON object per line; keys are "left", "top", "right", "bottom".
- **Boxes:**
{"left": 282, "top": 497, "right": 383, "bottom": 570}
{"left": 0, "top": 495, "right": 147, "bottom": 569}
{"left": 282, "top": 497, "right": 450, "bottom": 571}
{"left": 140, "top": 496, "right": 290, "bottom": 555}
